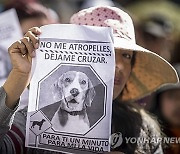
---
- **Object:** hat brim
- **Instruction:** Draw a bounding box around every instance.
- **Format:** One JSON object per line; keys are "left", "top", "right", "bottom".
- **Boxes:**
{"left": 114, "top": 37, "right": 179, "bottom": 101}
{"left": 157, "top": 83, "right": 180, "bottom": 93}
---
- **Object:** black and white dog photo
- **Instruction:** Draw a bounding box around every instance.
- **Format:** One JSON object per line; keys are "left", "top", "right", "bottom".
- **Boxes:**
{"left": 46, "top": 70, "right": 96, "bottom": 134}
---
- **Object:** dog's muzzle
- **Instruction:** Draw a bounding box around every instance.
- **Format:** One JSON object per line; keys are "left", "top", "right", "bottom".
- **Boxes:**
{"left": 68, "top": 99, "right": 77, "bottom": 104}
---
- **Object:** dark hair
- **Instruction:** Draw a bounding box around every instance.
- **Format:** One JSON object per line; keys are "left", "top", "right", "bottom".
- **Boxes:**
{"left": 112, "top": 99, "right": 163, "bottom": 153}
{"left": 4, "top": 1, "right": 49, "bottom": 23}
{"left": 131, "top": 51, "right": 136, "bottom": 67}
{"left": 111, "top": 100, "right": 142, "bottom": 153}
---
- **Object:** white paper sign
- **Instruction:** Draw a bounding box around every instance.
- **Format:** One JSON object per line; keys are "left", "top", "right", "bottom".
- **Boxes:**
{"left": 26, "top": 24, "right": 115, "bottom": 153}
{"left": 0, "top": 9, "right": 22, "bottom": 86}
{"left": 0, "top": 46, "right": 10, "bottom": 86}
{"left": 0, "top": 8, "right": 22, "bottom": 49}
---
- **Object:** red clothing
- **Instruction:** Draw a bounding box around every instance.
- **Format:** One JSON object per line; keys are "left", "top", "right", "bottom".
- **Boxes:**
{"left": 165, "top": 128, "right": 180, "bottom": 154}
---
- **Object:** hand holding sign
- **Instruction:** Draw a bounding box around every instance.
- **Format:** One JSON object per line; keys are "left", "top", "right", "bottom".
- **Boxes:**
{"left": 3, "top": 27, "right": 41, "bottom": 109}
{"left": 26, "top": 24, "right": 115, "bottom": 153}
{"left": 8, "top": 27, "right": 41, "bottom": 74}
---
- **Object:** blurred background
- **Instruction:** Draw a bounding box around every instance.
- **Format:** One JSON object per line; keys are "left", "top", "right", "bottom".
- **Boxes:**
{"left": 0, "top": 0, "right": 179, "bottom": 63}
{"left": 0, "top": 0, "right": 180, "bottom": 153}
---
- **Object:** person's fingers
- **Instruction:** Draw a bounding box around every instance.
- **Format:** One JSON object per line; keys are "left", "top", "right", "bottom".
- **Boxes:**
{"left": 28, "top": 27, "right": 41, "bottom": 36}
{"left": 20, "top": 37, "right": 35, "bottom": 58}
{"left": 24, "top": 30, "right": 39, "bottom": 49}
{"left": 8, "top": 40, "right": 27, "bottom": 55}
{"left": 8, "top": 27, "right": 41, "bottom": 57}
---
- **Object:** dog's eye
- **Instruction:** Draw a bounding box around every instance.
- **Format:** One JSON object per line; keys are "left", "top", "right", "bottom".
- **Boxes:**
{"left": 65, "top": 78, "right": 71, "bottom": 82}
{"left": 81, "top": 80, "right": 86, "bottom": 85}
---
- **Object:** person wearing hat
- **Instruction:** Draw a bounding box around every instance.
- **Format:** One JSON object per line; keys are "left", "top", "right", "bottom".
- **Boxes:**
{"left": 148, "top": 64, "right": 180, "bottom": 154}
{"left": 0, "top": 6, "right": 179, "bottom": 154}
{"left": 138, "top": 14, "right": 174, "bottom": 62}
{"left": 70, "top": 6, "right": 179, "bottom": 153}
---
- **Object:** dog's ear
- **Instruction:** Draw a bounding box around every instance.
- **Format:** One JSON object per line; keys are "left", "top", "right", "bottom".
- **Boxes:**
{"left": 85, "top": 79, "right": 96, "bottom": 107}
{"left": 51, "top": 75, "right": 64, "bottom": 102}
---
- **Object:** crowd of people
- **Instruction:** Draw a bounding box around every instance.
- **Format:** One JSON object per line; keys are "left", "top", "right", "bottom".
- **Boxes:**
{"left": 0, "top": 0, "right": 180, "bottom": 153}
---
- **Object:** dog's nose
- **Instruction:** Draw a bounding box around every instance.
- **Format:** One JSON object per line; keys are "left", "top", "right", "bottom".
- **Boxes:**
{"left": 70, "top": 88, "right": 79, "bottom": 97}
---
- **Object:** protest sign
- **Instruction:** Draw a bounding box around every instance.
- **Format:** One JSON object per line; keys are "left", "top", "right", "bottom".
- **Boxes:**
{"left": 0, "top": 8, "right": 22, "bottom": 49}
{"left": 26, "top": 24, "right": 115, "bottom": 153}
{"left": 0, "top": 46, "right": 10, "bottom": 86}
{"left": 0, "top": 9, "right": 22, "bottom": 86}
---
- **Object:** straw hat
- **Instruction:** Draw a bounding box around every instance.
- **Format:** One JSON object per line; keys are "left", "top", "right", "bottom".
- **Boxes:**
{"left": 70, "top": 6, "right": 179, "bottom": 101}
{"left": 156, "top": 64, "right": 180, "bottom": 93}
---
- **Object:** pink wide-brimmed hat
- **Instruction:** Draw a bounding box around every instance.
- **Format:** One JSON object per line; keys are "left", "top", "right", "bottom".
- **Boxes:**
{"left": 70, "top": 6, "right": 179, "bottom": 101}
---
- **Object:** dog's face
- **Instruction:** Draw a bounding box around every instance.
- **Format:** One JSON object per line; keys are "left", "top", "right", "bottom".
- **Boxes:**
{"left": 52, "top": 71, "right": 96, "bottom": 112}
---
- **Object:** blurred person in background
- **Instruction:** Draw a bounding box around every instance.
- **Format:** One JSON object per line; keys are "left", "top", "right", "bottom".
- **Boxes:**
{"left": 132, "top": 14, "right": 176, "bottom": 107}
{"left": 3, "top": 0, "right": 60, "bottom": 109}
{"left": 138, "top": 14, "right": 174, "bottom": 62}
{"left": 148, "top": 64, "right": 180, "bottom": 154}
{"left": 4, "top": 0, "right": 60, "bottom": 34}
{"left": 125, "top": 0, "right": 180, "bottom": 64}
{"left": 171, "top": 40, "right": 180, "bottom": 65}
